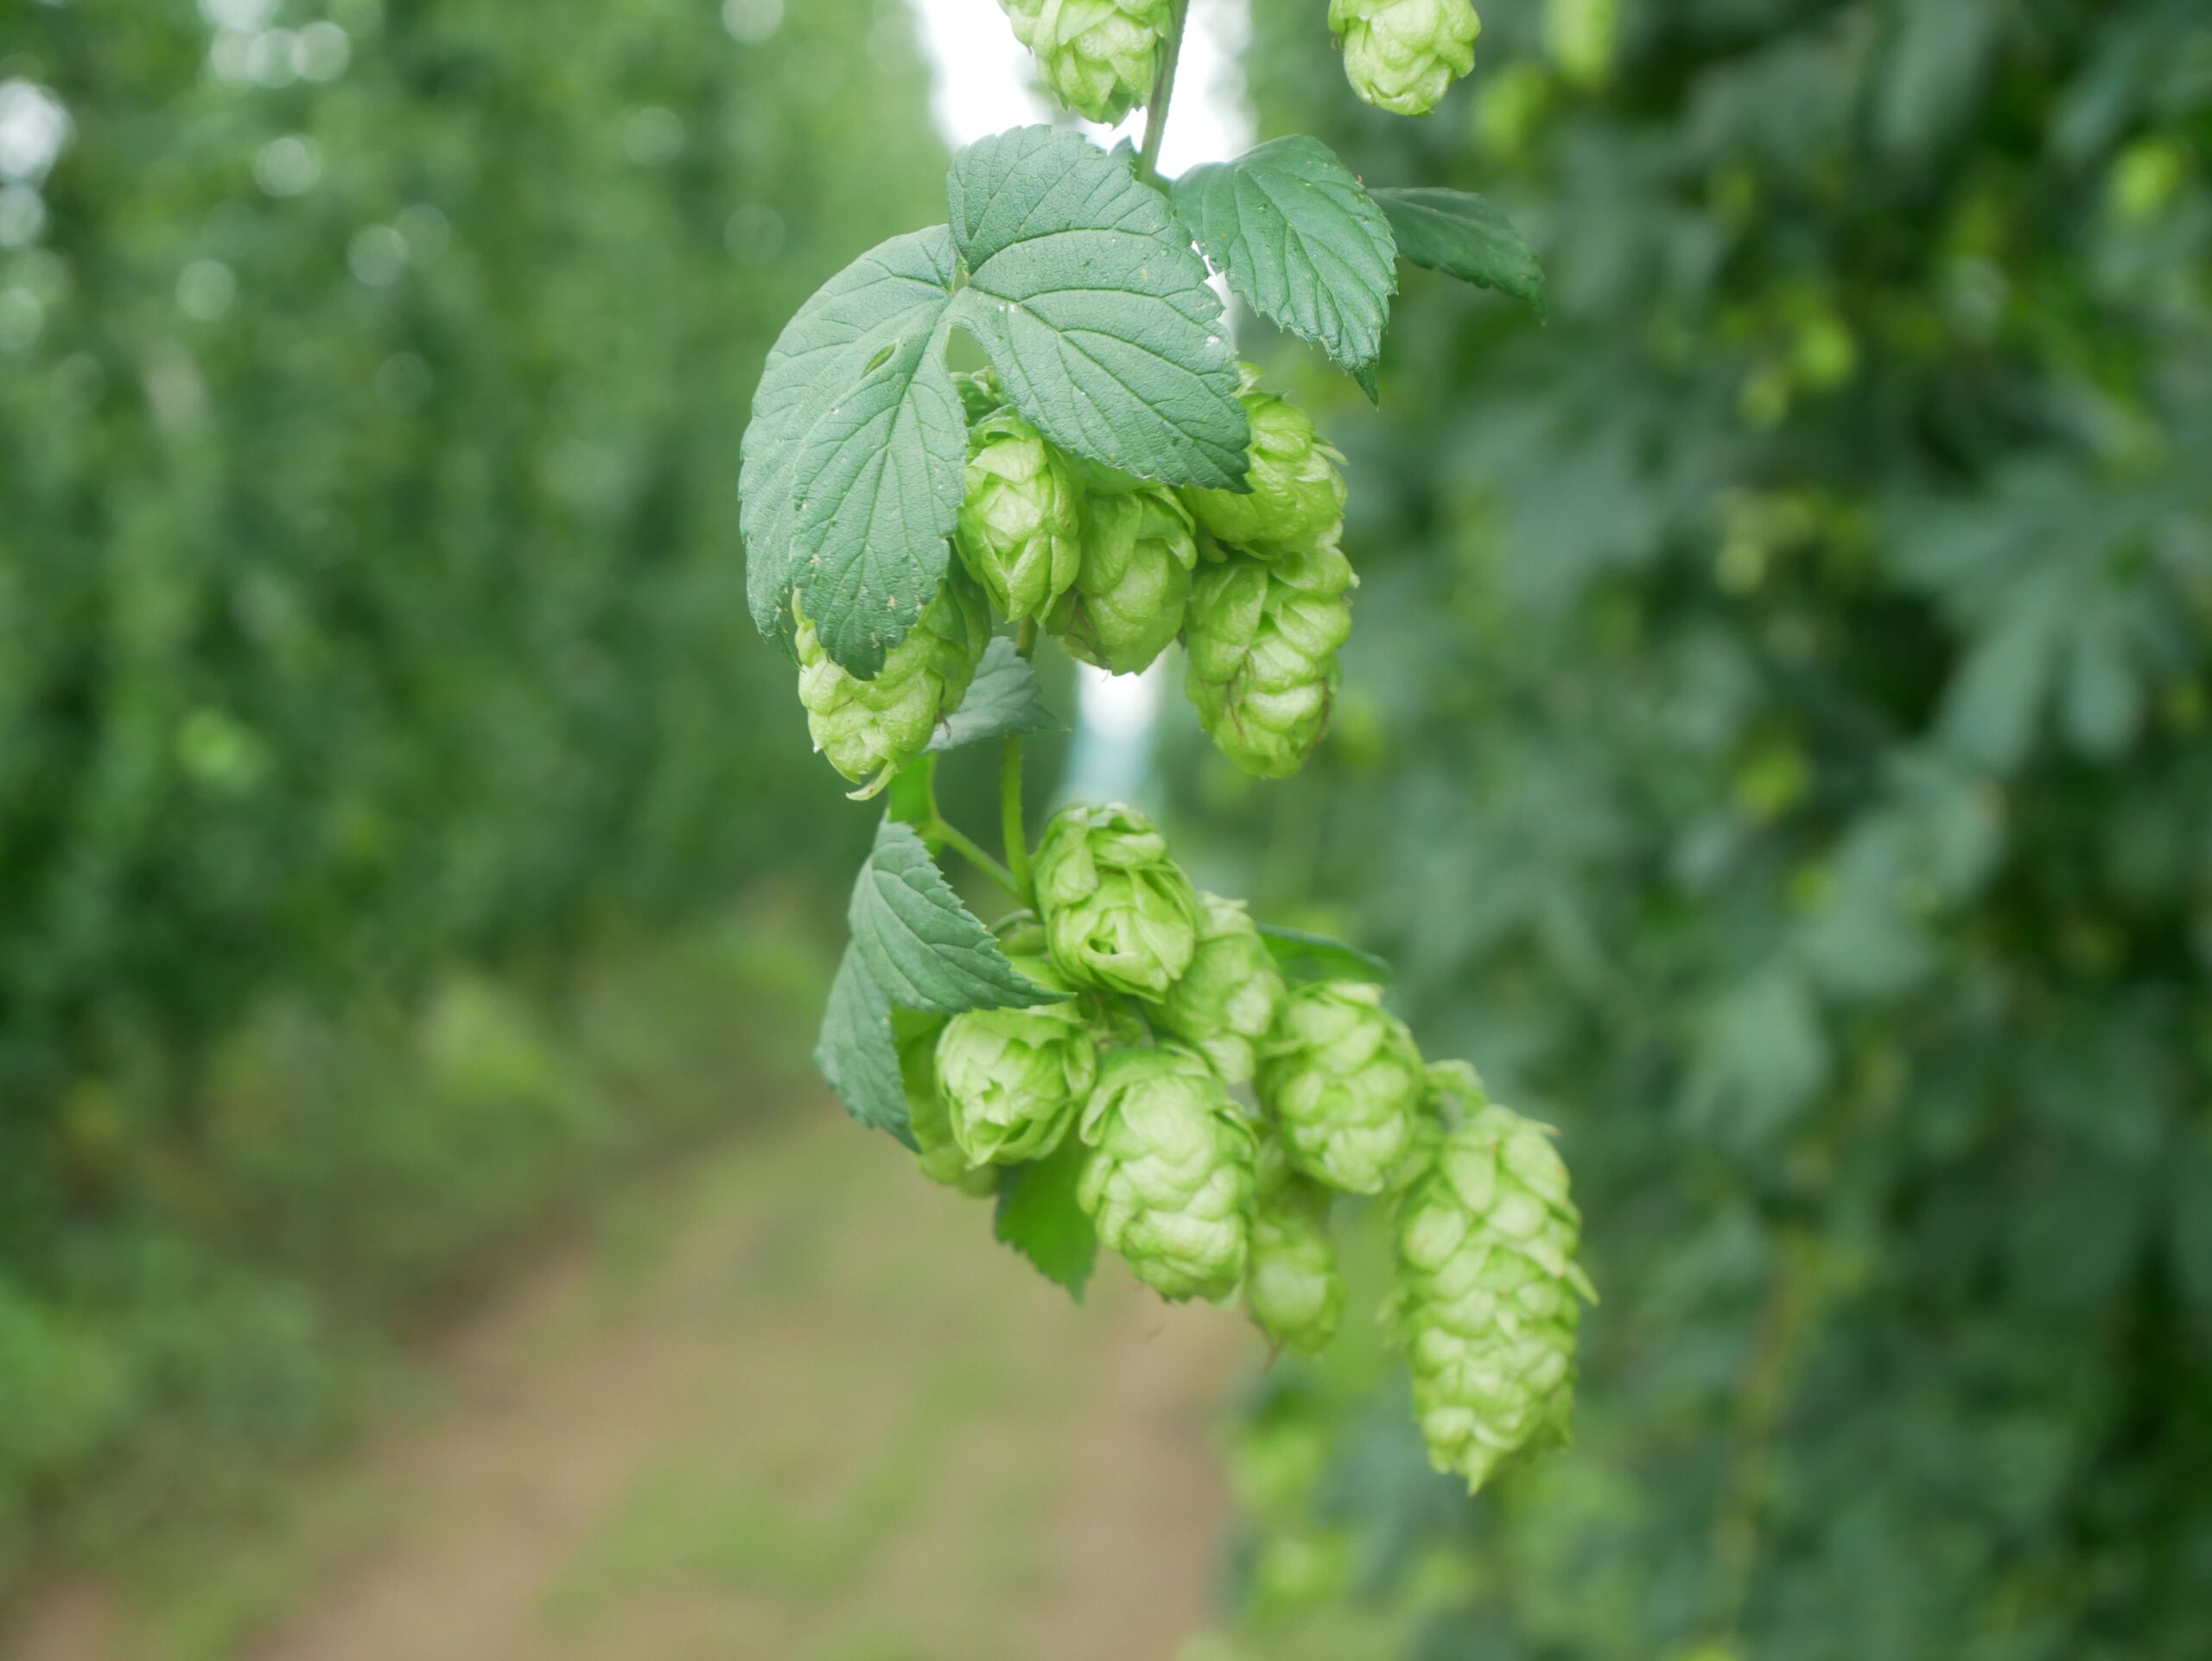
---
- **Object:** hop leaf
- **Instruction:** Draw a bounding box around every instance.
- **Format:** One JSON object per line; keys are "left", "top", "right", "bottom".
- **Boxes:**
{"left": 938, "top": 956, "right": 1100, "bottom": 1165}
{"left": 1245, "top": 1140, "right": 1344, "bottom": 1353}
{"left": 1077, "top": 1047, "right": 1257, "bottom": 1302}
{"left": 1329, "top": 0, "right": 1482, "bottom": 117}
{"left": 796, "top": 570, "right": 989, "bottom": 795}
{"left": 1156, "top": 893, "right": 1287, "bottom": 1084}
{"left": 895, "top": 1009, "right": 997, "bottom": 1195}
{"left": 1387, "top": 1104, "right": 1596, "bottom": 1492}
{"left": 1257, "top": 980, "right": 1424, "bottom": 1194}
{"left": 1034, "top": 802, "right": 1205, "bottom": 999}
{"left": 1184, "top": 538, "right": 1356, "bottom": 778}
{"left": 1031, "top": 0, "right": 1171, "bottom": 124}
{"left": 1182, "top": 370, "right": 1347, "bottom": 557}
{"left": 957, "top": 408, "right": 1085, "bottom": 621}
{"left": 1048, "top": 483, "right": 1199, "bottom": 676}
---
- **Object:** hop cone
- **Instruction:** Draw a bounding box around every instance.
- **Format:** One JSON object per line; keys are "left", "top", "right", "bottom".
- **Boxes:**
{"left": 1257, "top": 980, "right": 1424, "bottom": 1195}
{"left": 1030, "top": 0, "right": 1170, "bottom": 124}
{"left": 1077, "top": 1047, "right": 1257, "bottom": 1302}
{"left": 1387, "top": 1104, "right": 1596, "bottom": 1492}
{"left": 1156, "top": 893, "right": 1286, "bottom": 1085}
{"left": 936, "top": 957, "right": 1097, "bottom": 1166}
{"left": 1047, "top": 483, "right": 1198, "bottom": 676}
{"left": 957, "top": 409, "right": 1084, "bottom": 621}
{"left": 996, "top": 0, "right": 1047, "bottom": 48}
{"left": 1246, "top": 1141, "right": 1343, "bottom": 1354}
{"left": 1330, "top": 0, "right": 1481, "bottom": 116}
{"left": 1034, "top": 802, "right": 1204, "bottom": 999}
{"left": 1183, "top": 371, "right": 1346, "bottom": 557}
{"left": 954, "top": 366, "right": 1007, "bottom": 423}
{"left": 1184, "top": 538, "right": 1355, "bottom": 778}
{"left": 894, "top": 1010, "right": 995, "bottom": 1197}
{"left": 795, "top": 570, "right": 988, "bottom": 795}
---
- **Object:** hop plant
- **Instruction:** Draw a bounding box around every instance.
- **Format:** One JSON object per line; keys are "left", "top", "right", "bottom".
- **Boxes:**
{"left": 1077, "top": 1047, "right": 1257, "bottom": 1301}
{"left": 1257, "top": 980, "right": 1424, "bottom": 1194}
{"left": 1182, "top": 371, "right": 1347, "bottom": 557}
{"left": 936, "top": 956, "right": 1098, "bottom": 1166}
{"left": 957, "top": 408, "right": 1084, "bottom": 621}
{"left": 894, "top": 1010, "right": 996, "bottom": 1197}
{"left": 795, "top": 570, "right": 988, "bottom": 795}
{"left": 1156, "top": 893, "right": 1286, "bottom": 1084}
{"left": 1245, "top": 1142, "right": 1344, "bottom": 1353}
{"left": 1047, "top": 482, "right": 1198, "bottom": 676}
{"left": 1329, "top": 0, "right": 1481, "bottom": 117}
{"left": 1185, "top": 537, "right": 1356, "bottom": 778}
{"left": 1034, "top": 802, "right": 1204, "bottom": 999}
{"left": 1029, "top": 0, "right": 1172, "bottom": 124}
{"left": 1387, "top": 1104, "right": 1596, "bottom": 1492}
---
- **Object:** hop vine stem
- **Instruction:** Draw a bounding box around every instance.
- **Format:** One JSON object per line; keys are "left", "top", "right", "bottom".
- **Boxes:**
{"left": 1136, "top": 0, "right": 1191, "bottom": 187}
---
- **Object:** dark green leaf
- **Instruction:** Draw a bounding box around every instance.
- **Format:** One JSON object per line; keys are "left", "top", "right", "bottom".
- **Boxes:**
{"left": 1257, "top": 924, "right": 1395, "bottom": 984}
{"left": 849, "top": 818, "right": 1065, "bottom": 1012}
{"left": 1369, "top": 188, "right": 1547, "bottom": 320}
{"left": 994, "top": 1134, "right": 1097, "bottom": 1300}
{"left": 945, "top": 127, "right": 1249, "bottom": 490}
{"left": 740, "top": 226, "right": 966, "bottom": 674}
{"left": 1172, "top": 136, "right": 1397, "bottom": 388}
{"left": 815, "top": 946, "right": 916, "bottom": 1149}
{"left": 928, "top": 637, "right": 1064, "bottom": 752}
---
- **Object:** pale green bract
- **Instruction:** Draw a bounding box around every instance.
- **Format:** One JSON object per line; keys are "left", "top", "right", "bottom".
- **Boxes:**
{"left": 1245, "top": 1142, "right": 1343, "bottom": 1353}
{"left": 1182, "top": 369, "right": 1347, "bottom": 557}
{"left": 1185, "top": 537, "right": 1356, "bottom": 778}
{"left": 938, "top": 956, "right": 1098, "bottom": 1166}
{"left": 1257, "top": 979, "right": 1424, "bottom": 1193}
{"left": 1048, "top": 483, "right": 1199, "bottom": 675}
{"left": 896, "top": 1009, "right": 997, "bottom": 1195}
{"left": 957, "top": 408, "right": 1085, "bottom": 621}
{"left": 1156, "top": 893, "right": 1287, "bottom": 1085}
{"left": 796, "top": 570, "right": 988, "bottom": 796}
{"left": 1029, "top": 0, "right": 1171, "bottom": 124}
{"left": 1329, "top": 0, "right": 1481, "bottom": 117}
{"left": 1034, "top": 802, "right": 1205, "bottom": 999}
{"left": 1077, "top": 1047, "right": 1257, "bottom": 1302}
{"left": 1386, "top": 1104, "right": 1596, "bottom": 1492}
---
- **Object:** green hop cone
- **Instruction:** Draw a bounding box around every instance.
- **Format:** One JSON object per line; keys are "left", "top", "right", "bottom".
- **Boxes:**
{"left": 795, "top": 569, "right": 988, "bottom": 797}
{"left": 1329, "top": 0, "right": 1481, "bottom": 117}
{"left": 895, "top": 1010, "right": 996, "bottom": 1197}
{"left": 1077, "top": 1047, "right": 1257, "bottom": 1302}
{"left": 1155, "top": 893, "right": 1286, "bottom": 1085}
{"left": 936, "top": 957, "right": 1097, "bottom": 1166}
{"left": 1257, "top": 980, "right": 1424, "bottom": 1195}
{"left": 1029, "top": 0, "right": 1170, "bottom": 124}
{"left": 1245, "top": 1141, "right": 1344, "bottom": 1354}
{"left": 1184, "top": 538, "right": 1355, "bottom": 778}
{"left": 1182, "top": 370, "right": 1347, "bottom": 557}
{"left": 957, "top": 409, "right": 1084, "bottom": 621}
{"left": 1385, "top": 1056, "right": 1482, "bottom": 1189}
{"left": 1386, "top": 1104, "right": 1597, "bottom": 1492}
{"left": 1047, "top": 484, "right": 1198, "bottom": 676}
{"left": 1034, "top": 802, "right": 1204, "bottom": 999}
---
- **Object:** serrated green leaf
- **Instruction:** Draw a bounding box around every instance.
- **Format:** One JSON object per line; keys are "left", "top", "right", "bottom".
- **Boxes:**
{"left": 740, "top": 226, "right": 966, "bottom": 674}
{"left": 928, "top": 637, "right": 1064, "bottom": 752}
{"left": 944, "top": 127, "right": 1249, "bottom": 491}
{"left": 1257, "top": 923, "right": 1395, "bottom": 984}
{"left": 849, "top": 818, "right": 1066, "bottom": 1013}
{"left": 1369, "top": 188, "right": 1548, "bottom": 320}
{"left": 994, "top": 1134, "right": 1097, "bottom": 1301}
{"left": 1172, "top": 136, "right": 1397, "bottom": 387}
{"left": 815, "top": 946, "right": 917, "bottom": 1149}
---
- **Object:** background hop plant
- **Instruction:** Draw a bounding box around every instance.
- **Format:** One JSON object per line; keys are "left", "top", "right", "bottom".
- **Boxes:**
{"left": 1257, "top": 980, "right": 1424, "bottom": 1194}
{"left": 1156, "top": 893, "right": 1286, "bottom": 1084}
{"left": 1184, "top": 538, "right": 1355, "bottom": 777}
{"left": 1182, "top": 370, "right": 1346, "bottom": 557}
{"left": 1047, "top": 482, "right": 1199, "bottom": 675}
{"left": 1077, "top": 1047, "right": 1257, "bottom": 1302}
{"left": 1034, "top": 802, "right": 1204, "bottom": 999}
{"left": 893, "top": 1010, "right": 996, "bottom": 1197}
{"left": 957, "top": 408, "right": 1084, "bottom": 621}
{"left": 1328, "top": 0, "right": 1481, "bottom": 116}
{"left": 936, "top": 957, "right": 1096, "bottom": 1166}
{"left": 794, "top": 570, "right": 988, "bottom": 795}
{"left": 1386, "top": 1104, "right": 1596, "bottom": 1492}
{"left": 1028, "top": 0, "right": 1171, "bottom": 124}
{"left": 1245, "top": 1141, "right": 1343, "bottom": 1353}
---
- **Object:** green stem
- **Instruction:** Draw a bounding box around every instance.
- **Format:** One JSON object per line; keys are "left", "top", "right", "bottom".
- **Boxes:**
{"left": 1135, "top": 0, "right": 1191, "bottom": 187}
{"left": 933, "top": 816, "right": 1021, "bottom": 897}
{"left": 1001, "top": 739, "right": 1034, "bottom": 907}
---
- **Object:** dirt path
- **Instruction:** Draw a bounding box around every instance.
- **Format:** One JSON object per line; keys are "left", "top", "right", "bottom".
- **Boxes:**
{"left": 5, "top": 1113, "right": 1246, "bottom": 1661}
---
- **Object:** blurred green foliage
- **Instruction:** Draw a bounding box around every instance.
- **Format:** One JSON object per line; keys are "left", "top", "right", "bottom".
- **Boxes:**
{"left": 0, "top": 0, "right": 944, "bottom": 1594}
{"left": 1184, "top": 1, "right": 2212, "bottom": 1657}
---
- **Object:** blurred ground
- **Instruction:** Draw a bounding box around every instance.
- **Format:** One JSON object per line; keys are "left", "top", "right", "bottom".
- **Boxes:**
{"left": 4, "top": 1114, "right": 1242, "bottom": 1661}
